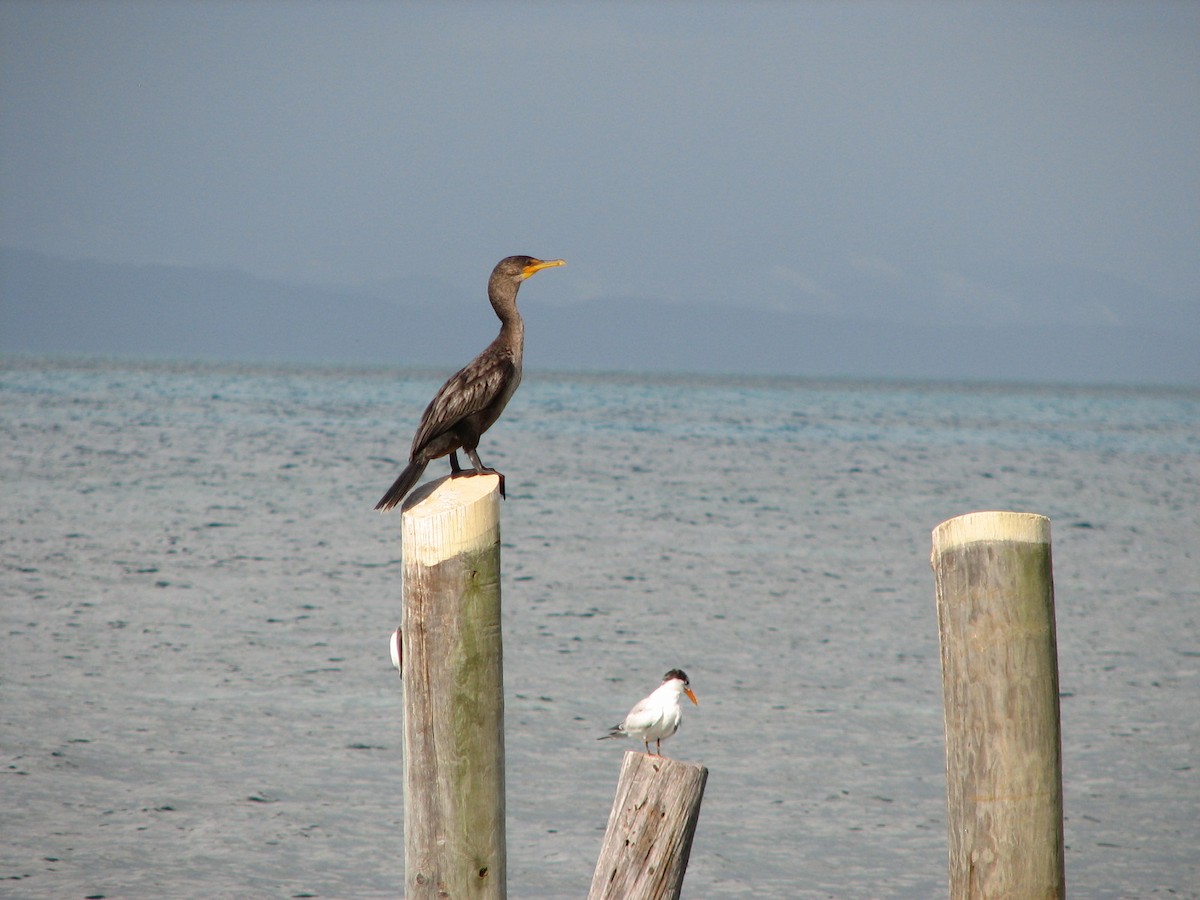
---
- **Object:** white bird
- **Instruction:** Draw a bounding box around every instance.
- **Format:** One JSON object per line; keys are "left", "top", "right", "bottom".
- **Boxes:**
{"left": 389, "top": 627, "right": 402, "bottom": 675}
{"left": 599, "top": 669, "right": 699, "bottom": 756}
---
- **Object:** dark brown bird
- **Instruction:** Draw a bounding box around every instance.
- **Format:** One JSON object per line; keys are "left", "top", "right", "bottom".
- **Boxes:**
{"left": 375, "top": 255, "right": 565, "bottom": 512}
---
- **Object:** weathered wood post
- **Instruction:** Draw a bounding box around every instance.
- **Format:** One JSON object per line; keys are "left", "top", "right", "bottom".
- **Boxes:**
{"left": 588, "top": 751, "right": 708, "bottom": 900}
{"left": 401, "top": 474, "right": 505, "bottom": 899}
{"left": 931, "top": 511, "right": 1065, "bottom": 899}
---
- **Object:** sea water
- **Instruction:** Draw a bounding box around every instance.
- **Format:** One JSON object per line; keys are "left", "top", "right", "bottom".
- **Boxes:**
{"left": 2, "top": 357, "right": 1197, "bottom": 898}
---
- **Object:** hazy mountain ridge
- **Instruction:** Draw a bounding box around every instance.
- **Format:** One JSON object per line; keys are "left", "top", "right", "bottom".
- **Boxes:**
{"left": 2, "top": 246, "right": 1196, "bottom": 385}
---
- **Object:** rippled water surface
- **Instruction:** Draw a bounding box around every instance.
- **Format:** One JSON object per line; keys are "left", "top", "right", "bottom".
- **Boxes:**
{"left": 2, "top": 358, "right": 1198, "bottom": 898}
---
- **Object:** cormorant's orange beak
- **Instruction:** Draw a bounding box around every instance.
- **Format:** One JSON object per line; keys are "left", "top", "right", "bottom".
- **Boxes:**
{"left": 522, "top": 258, "right": 566, "bottom": 278}
{"left": 684, "top": 687, "right": 698, "bottom": 706}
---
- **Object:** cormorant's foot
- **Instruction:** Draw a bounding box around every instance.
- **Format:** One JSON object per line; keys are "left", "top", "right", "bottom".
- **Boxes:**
{"left": 450, "top": 467, "right": 506, "bottom": 498}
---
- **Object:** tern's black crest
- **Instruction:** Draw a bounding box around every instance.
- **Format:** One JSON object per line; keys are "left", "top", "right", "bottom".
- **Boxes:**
{"left": 663, "top": 668, "right": 690, "bottom": 685}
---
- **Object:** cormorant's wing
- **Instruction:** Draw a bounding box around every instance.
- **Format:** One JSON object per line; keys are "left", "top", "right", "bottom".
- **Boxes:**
{"left": 410, "top": 350, "right": 515, "bottom": 456}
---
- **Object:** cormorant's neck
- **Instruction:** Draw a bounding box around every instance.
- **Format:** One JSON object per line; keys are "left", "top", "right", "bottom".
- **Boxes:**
{"left": 488, "top": 277, "right": 524, "bottom": 332}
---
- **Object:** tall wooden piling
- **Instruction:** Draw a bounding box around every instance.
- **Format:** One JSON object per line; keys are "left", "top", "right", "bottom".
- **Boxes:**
{"left": 401, "top": 474, "right": 506, "bottom": 899}
{"left": 588, "top": 751, "right": 708, "bottom": 900}
{"left": 931, "top": 511, "right": 1065, "bottom": 899}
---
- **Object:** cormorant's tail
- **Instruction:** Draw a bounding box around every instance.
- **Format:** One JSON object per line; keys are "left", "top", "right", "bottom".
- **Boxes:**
{"left": 375, "top": 460, "right": 427, "bottom": 512}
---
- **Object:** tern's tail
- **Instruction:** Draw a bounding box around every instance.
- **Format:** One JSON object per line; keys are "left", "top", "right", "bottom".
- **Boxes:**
{"left": 598, "top": 725, "right": 625, "bottom": 741}
{"left": 375, "top": 460, "right": 427, "bottom": 512}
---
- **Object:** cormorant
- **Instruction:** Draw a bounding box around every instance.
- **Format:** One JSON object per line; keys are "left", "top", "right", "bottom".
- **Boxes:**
{"left": 375, "top": 255, "right": 565, "bottom": 512}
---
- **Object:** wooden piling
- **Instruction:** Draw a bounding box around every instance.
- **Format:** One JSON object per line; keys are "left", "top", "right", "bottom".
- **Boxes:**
{"left": 401, "top": 474, "right": 506, "bottom": 899}
{"left": 588, "top": 751, "right": 708, "bottom": 900}
{"left": 931, "top": 511, "right": 1065, "bottom": 899}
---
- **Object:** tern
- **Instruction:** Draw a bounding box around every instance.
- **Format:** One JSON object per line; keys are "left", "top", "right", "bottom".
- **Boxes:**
{"left": 599, "top": 669, "right": 698, "bottom": 756}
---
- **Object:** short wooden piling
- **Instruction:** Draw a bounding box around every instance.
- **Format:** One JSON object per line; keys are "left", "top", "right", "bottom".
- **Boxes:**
{"left": 401, "top": 474, "right": 506, "bottom": 899}
{"left": 931, "top": 511, "right": 1065, "bottom": 899}
{"left": 588, "top": 751, "right": 708, "bottom": 900}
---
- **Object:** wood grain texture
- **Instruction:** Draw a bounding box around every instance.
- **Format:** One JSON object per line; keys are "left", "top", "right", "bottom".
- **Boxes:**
{"left": 401, "top": 474, "right": 506, "bottom": 899}
{"left": 932, "top": 511, "right": 1065, "bottom": 899}
{"left": 588, "top": 751, "right": 708, "bottom": 900}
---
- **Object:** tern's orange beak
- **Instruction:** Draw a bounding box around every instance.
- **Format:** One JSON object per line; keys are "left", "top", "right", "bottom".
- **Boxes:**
{"left": 684, "top": 687, "right": 698, "bottom": 706}
{"left": 522, "top": 258, "right": 566, "bottom": 279}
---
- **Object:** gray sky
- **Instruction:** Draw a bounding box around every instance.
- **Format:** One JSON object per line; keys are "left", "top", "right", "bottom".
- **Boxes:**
{"left": 2, "top": 1, "right": 1198, "bottom": 345}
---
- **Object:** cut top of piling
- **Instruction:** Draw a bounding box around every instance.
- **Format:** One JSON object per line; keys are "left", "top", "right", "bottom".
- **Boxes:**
{"left": 401, "top": 474, "right": 503, "bottom": 567}
{"left": 932, "top": 510, "right": 1050, "bottom": 558}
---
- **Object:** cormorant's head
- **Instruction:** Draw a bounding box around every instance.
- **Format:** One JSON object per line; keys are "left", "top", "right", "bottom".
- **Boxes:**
{"left": 494, "top": 255, "right": 566, "bottom": 281}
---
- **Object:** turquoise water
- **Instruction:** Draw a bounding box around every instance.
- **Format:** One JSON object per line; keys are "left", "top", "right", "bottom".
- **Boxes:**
{"left": 2, "top": 357, "right": 1198, "bottom": 897}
